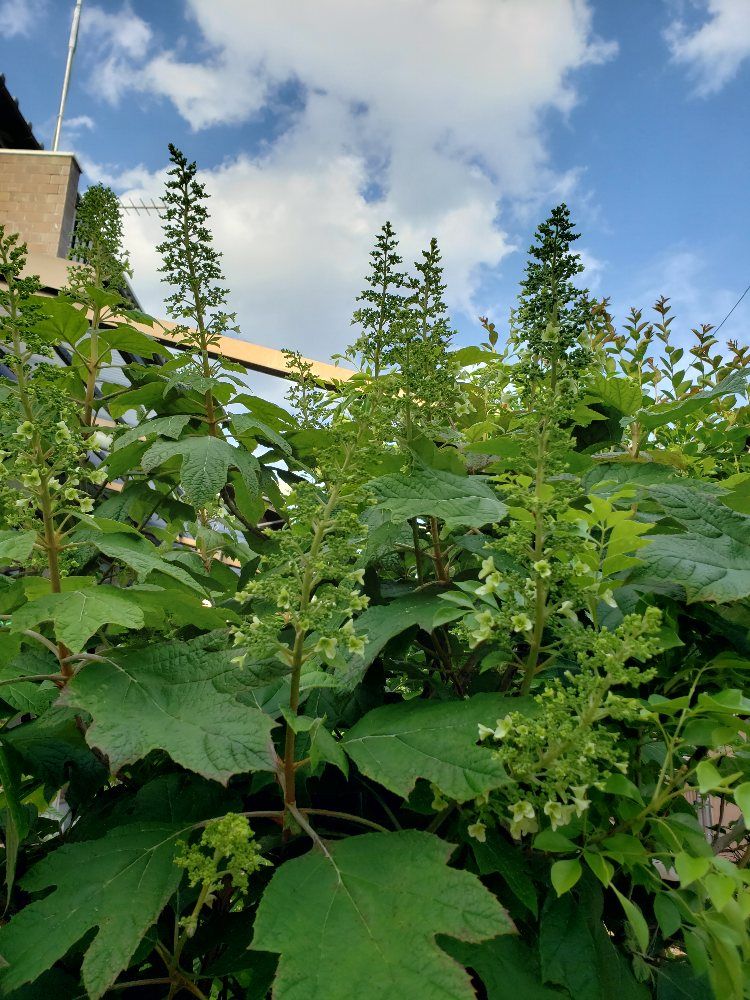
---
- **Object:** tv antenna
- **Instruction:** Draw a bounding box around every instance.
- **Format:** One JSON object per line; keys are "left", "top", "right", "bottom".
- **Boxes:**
{"left": 119, "top": 199, "right": 166, "bottom": 216}
{"left": 52, "top": 0, "right": 84, "bottom": 151}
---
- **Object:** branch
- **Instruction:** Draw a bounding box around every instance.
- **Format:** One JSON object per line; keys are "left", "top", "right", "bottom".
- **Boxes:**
{"left": 713, "top": 819, "right": 747, "bottom": 855}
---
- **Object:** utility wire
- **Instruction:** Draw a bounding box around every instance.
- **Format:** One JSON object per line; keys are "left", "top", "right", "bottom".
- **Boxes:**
{"left": 713, "top": 280, "right": 750, "bottom": 337}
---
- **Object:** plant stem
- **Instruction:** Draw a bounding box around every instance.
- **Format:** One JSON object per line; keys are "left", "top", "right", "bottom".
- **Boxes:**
{"left": 286, "top": 802, "right": 333, "bottom": 860}
{"left": 83, "top": 298, "right": 102, "bottom": 426}
{"left": 5, "top": 284, "right": 71, "bottom": 673}
{"left": 302, "top": 809, "right": 389, "bottom": 833}
{"left": 38, "top": 474, "right": 71, "bottom": 674}
{"left": 521, "top": 416, "right": 549, "bottom": 695}
{"left": 107, "top": 978, "right": 173, "bottom": 992}
{"left": 281, "top": 484, "right": 341, "bottom": 815}
{"left": 0, "top": 672, "right": 64, "bottom": 687}
{"left": 429, "top": 517, "right": 449, "bottom": 583}
{"left": 410, "top": 518, "right": 426, "bottom": 584}
{"left": 177, "top": 172, "right": 219, "bottom": 439}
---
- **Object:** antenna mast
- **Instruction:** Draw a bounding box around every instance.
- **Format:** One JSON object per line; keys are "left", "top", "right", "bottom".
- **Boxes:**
{"left": 52, "top": 0, "right": 84, "bottom": 152}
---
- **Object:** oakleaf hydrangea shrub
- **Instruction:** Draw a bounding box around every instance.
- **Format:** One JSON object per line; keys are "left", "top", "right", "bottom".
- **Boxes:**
{"left": 0, "top": 150, "right": 748, "bottom": 999}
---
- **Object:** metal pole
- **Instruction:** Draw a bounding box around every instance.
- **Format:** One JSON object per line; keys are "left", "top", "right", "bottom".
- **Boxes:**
{"left": 52, "top": 0, "right": 84, "bottom": 151}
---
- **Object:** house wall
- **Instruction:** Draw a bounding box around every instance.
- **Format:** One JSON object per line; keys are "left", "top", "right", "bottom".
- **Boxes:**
{"left": 0, "top": 149, "right": 81, "bottom": 257}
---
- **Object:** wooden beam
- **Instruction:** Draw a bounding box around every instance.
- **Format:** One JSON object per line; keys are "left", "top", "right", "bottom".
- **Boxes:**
{"left": 133, "top": 317, "right": 355, "bottom": 385}
{"left": 12, "top": 250, "right": 355, "bottom": 385}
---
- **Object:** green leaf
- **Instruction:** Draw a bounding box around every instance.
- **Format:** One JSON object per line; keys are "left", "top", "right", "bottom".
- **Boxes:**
{"left": 603, "top": 773, "right": 643, "bottom": 803}
{"left": 452, "top": 345, "right": 500, "bottom": 367}
{"left": 0, "top": 530, "right": 36, "bottom": 565}
{"left": 0, "top": 643, "right": 57, "bottom": 715}
{"left": 624, "top": 371, "right": 747, "bottom": 432}
{"left": 12, "top": 587, "right": 145, "bottom": 653}
{"left": 0, "top": 744, "right": 26, "bottom": 904}
{"left": 733, "top": 782, "right": 750, "bottom": 823}
{"left": 232, "top": 393, "right": 295, "bottom": 431}
{"left": 533, "top": 829, "right": 577, "bottom": 853}
{"left": 63, "top": 638, "right": 277, "bottom": 784}
{"left": 612, "top": 886, "right": 649, "bottom": 952}
{"left": 466, "top": 437, "right": 525, "bottom": 460}
{"left": 74, "top": 530, "right": 206, "bottom": 594}
{"left": 2, "top": 707, "right": 107, "bottom": 802}
{"left": 30, "top": 295, "right": 89, "bottom": 345}
{"left": 441, "top": 936, "right": 563, "bottom": 999}
{"left": 142, "top": 436, "right": 259, "bottom": 508}
{"left": 600, "top": 833, "right": 648, "bottom": 861}
{"left": 369, "top": 466, "right": 507, "bottom": 530}
{"left": 551, "top": 859, "right": 582, "bottom": 896}
{"left": 583, "top": 461, "right": 677, "bottom": 496}
{"left": 472, "top": 830, "right": 538, "bottom": 916}
{"left": 695, "top": 760, "right": 723, "bottom": 793}
{"left": 252, "top": 830, "right": 514, "bottom": 1000}
{"left": 342, "top": 694, "right": 513, "bottom": 801}
{"left": 721, "top": 474, "right": 750, "bottom": 515}
{"left": 98, "top": 324, "right": 167, "bottom": 357}
{"left": 583, "top": 851, "right": 614, "bottom": 887}
{"left": 112, "top": 414, "right": 192, "bottom": 451}
{"left": 654, "top": 894, "right": 682, "bottom": 938}
{"left": 336, "top": 590, "right": 464, "bottom": 689}
{"left": 232, "top": 413, "right": 292, "bottom": 454}
{"left": 674, "top": 852, "right": 710, "bottom": 888}
{"left": 308, "top": 719, "right": 349, "bottom": 777}
{"left": 630, "top": 486, "right": 750, "bottom": 603}
{"left": 589, "top": 375, "right": 644, "bottom": 416}
{"left": 655, "top": 961, "right": 710, "bottom": 999}
{"left": 704, "top": 872, "right": 734, "bottom": 911}
{"left": 540, "top": 883, "right": 649, "bottom": 1000}
{"left": 0, "top": 822, "right": 184, "bottom": 999}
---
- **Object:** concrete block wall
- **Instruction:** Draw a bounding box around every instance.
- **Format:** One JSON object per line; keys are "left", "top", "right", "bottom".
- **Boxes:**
{"left": 0, "top": 150, "right": 81, "bottom": 257}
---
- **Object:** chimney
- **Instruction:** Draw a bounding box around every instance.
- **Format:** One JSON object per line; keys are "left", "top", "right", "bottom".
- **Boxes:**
{"left": 0, "top": 149, "right": 82, "bottom": 259}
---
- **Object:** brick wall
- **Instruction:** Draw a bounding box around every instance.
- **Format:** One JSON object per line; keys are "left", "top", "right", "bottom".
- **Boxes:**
{"left": 0, "top": 150, "right": 81, "bottom": 257}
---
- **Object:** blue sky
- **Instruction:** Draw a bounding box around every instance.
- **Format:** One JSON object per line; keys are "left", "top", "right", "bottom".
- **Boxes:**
{"left": 1, "top": 0, "right": 748, "bottom": 365}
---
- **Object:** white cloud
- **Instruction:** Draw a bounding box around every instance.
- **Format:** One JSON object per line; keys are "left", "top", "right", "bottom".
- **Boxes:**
{"left": 666, "top": 0, "right": 750, "bottom": 95}
{"left": 80, "top": 3, "right": 153, "bottom": 103}
{"left": 82, "top": 0, "right": 616, "bottom": 360}
{"left": 0, "top": 0, "right": 45, "bottom": 37}
{"left": 53, "top": 114, "right": 94, "bottom": 151}
{"left": 93, "top": 135, "right": 507, "bottom": 360}
{"left": 576, "top": 249, "right": 606, "bottom": 293}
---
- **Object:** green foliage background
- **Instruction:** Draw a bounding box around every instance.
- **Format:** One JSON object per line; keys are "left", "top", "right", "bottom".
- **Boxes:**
{"left": 0, "top": 153, "right": 749, "bottom": 999}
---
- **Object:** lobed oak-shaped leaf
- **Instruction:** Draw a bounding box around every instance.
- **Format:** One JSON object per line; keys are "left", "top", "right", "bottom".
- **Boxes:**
{"left": 0, "top": 529, "right": 36, "bottom": 565}
{"left": 369, "top": 467, "right": 507, "bottom": 530}
{"left": 252, "top": 830, "right": 513, "bottom": 1000}
{"left": 142, "top": 436, "right": 259, "bottom": 508}
{"left": 11, "top": 586, "right": 145, "bottom": 653}
{"left": 73, "top": 529, "right": 206, "bottom": 594}
{"left": 441, "top": 937, "right": 563, "bottom": 999}
{"left": 342, "top": 694, "right": 516, "bottom": 801}
{"left": 64, "top": 638, "right": 277, "bottom": 784}
{"left": 0, "top": 822, "right": 184, "bottom": 999}
{"left": 112, "top": 413, "right": 191, "bottom": 451}
{"left": 629, "top": 485, "right": 750, "bottom": 603}
{"left": 588, "top": 375, "right": 644, "bottom": 417}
